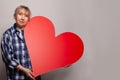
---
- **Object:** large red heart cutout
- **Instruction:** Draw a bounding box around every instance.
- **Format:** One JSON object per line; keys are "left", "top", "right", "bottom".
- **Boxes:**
{"left": 24, "top": 16, "right": 84, "bottom": 77}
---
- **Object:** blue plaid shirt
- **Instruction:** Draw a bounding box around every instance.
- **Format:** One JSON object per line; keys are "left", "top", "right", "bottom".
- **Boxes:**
{"left": 1, "top": 23, "right": 32, "bottom": 80}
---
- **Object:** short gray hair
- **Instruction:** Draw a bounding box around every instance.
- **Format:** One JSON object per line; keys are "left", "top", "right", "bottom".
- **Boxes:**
{"left": 14, "top": 5, "right": 31, "bottom": 17}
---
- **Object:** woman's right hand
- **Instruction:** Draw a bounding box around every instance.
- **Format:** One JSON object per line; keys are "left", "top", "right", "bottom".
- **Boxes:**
{"left": 23, "top": 67, "right": 35, "bottom": 80}
{"left": 17, "top": 65, "right": 35, "bottom": 80}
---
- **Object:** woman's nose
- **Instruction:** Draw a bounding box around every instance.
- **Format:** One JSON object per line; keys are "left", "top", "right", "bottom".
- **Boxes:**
{"left": 21, "top": 15, "right": 25, "bottom": 19}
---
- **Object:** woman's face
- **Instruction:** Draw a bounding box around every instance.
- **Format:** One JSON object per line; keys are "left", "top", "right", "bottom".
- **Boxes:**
{"left": 14, "top": 8, "right": 30, "bottom": 29}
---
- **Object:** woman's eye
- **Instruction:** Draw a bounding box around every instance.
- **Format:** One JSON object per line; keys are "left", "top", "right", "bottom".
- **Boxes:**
{"left": 24, "top": 15, "right": 27, "bottom": 17}
{"left": 18, "top": 13, "right": 22, "bottom": 15}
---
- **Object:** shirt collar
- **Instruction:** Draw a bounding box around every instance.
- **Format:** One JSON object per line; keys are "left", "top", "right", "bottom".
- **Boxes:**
{"left": 13, "top": 23, "right": 24, "bottom": 34}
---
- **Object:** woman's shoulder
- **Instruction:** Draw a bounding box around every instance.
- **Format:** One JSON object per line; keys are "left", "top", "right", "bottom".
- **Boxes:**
{"left": 3, "top": 24, "right": 16, "bottom": 36}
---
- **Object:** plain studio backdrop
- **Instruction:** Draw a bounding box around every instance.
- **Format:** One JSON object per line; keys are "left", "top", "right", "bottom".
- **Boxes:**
{"left": 0, "top": 0, "right": 120, "bottom": 80}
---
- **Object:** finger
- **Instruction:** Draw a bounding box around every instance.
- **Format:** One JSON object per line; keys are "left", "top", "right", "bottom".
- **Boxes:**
{"left": 29, "top": 71, "right": 35, "bottom": 80}
{"left": 29, "top": 75, "right": 35, "bottom": 80}
{"left": 30, "top": 71, "right": 35, "bottom": 77}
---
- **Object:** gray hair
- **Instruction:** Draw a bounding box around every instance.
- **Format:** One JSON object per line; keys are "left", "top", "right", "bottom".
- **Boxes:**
{"left": 14, "top": 5, "right": 31, "bottom": 17}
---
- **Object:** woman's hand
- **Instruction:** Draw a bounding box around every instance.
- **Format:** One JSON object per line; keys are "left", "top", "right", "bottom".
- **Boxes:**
{"left": 17, "top": 65, "right": 35, "bottom": 80}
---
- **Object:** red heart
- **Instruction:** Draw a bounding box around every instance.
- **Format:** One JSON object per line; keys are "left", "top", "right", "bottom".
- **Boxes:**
{"left": 24, "top": 16, "right": 84, "bottom": 77}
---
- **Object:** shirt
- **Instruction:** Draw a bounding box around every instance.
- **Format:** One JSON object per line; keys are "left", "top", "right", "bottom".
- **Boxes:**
{"left": 1, "top": 23, "right": 32, "bottom": 80}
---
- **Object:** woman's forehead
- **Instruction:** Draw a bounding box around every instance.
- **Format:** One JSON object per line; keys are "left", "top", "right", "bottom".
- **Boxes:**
{"left": 15, "top": 9, "right": 30, "bottom": 17}
{"left": 17, "top": 8, "right": 29, "bottom": 13}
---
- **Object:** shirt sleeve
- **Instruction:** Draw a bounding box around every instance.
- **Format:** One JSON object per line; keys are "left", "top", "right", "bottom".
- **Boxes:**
{"left": 1, "top": 32, "right": 19, "bottom": 69}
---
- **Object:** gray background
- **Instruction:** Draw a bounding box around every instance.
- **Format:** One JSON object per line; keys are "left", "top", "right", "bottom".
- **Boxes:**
{"left": 0, "top": 0, "right": 120, "bottom": 80}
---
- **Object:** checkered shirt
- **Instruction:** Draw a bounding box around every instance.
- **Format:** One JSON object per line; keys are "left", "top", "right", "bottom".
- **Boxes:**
{"left": 1, "top": 23, "right": 32, "bottom": 80}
